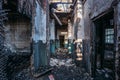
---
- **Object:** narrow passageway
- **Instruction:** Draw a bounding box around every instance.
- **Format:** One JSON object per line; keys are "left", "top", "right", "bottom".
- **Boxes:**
{"left": 50, "top": 48, "right": 91, "bottom": 80}
{"left": 0, "top": 0, "right": 119, "bottom": 80}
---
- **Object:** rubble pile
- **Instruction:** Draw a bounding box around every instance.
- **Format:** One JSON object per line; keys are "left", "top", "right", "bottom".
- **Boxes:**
{"left": 94, "top": 69, "right": 114, "bottom": 80}
{"left": 52, "top": 66, "right": 92, "bottom": 80}
{"left": 50, "top": 58, "right": 75, "bottom": 67}
{"left": 13, "top": 68, "right": 35, "bottom": 80}
{"left": 6, "top": 55, "right": 31, "bottom": 79}
{"left": 50, "top": 50, "right": 92, "bottom": 80}
{"left": 56, "top": 48, "right": 68, "bottom": 54}
{"left": 50, "top": 48, "right": 74, "bottom": 67}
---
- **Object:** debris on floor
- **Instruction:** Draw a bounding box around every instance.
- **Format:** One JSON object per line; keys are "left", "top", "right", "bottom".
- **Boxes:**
{"left": 94, "top": 68, "right": 114, "bottom": 80}
{"left": 50, "top": 50, "right": 92, "bottom": 80}
{"left": 51, "top": 64, "right": 92, "bottom": 80}
{"left": 50, "top": 58, "right": 75, "bottom": 67}
{"left": 56, "top": 48, "right": 68, "bottom": 54}
{"left": 12, "top": 67, "right": 51, "bottom": 80}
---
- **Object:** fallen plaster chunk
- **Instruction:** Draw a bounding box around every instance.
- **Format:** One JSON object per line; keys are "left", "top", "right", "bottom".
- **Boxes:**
{"left": 50, "top": 58, "right": 75, "bottom": 67}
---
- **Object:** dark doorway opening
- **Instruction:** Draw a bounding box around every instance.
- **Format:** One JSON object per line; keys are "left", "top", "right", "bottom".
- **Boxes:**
{"left": 59, "top": 35, "right": 65, "bottom": 48}
{"left": 93, "top": 11, "right": 115, "bottom": 79}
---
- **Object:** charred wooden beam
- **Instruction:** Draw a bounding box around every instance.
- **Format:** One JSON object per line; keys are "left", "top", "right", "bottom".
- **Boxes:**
{"left": 52, "top": 13, "right": 62, "bottom": 26}
{"left": 51, "top": 8, "right": 62, "bottom": 25}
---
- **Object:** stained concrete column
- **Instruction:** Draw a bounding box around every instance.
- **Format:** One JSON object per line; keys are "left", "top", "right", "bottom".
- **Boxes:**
{"left": 32, "top": 0, "right": 49, "bottom": 71}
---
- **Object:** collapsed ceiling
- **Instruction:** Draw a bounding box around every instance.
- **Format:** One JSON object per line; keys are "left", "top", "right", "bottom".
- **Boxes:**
{"left": 50, "top": 0, "right": 75, "bottom": 26}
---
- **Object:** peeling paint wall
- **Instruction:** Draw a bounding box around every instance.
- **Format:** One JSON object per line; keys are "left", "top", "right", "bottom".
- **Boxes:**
{"left": 32, "top": 1, "right": 46, "bottom": 43}
{"left": 32, "top": 0, "right": 49, "bottom": 70}
{"left": 4, "top": 16, "right": 31, "bottom": 54}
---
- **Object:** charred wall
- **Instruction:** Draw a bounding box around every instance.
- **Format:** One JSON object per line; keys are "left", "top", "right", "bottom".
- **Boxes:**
{"left": 82, "top": 0, "right": 92, "bottom": 73}
{"left": 0, "top": 1, "right": 32, "bottom": 79}
{"left": 83, "top": 0, "right": 120, "bottom": 79}
{"left": 0, "top": 0, "right": 51, "bottom": 79}
{"left": 32, "top": 0, "right": 50, "bottom": 71}
{"left": 2, "top": 10, "right": 31, "bottom": 80}
{"left": 4, "top": 14, "right": 31, "bottom": 54}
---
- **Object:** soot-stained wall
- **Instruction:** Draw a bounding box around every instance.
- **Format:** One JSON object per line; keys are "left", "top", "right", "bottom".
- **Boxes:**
{"left": 4, "top": 16, "right": 31, "bottom": 54}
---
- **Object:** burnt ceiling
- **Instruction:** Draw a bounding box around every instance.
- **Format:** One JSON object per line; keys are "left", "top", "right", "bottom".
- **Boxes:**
{"left": 3, "top": 0, "right": 18, "bottom": 12}
{"left": 49, "top": 1, "right": 74, "bottom": 27}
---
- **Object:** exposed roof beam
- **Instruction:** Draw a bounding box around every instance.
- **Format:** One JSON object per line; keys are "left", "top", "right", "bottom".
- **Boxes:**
{"left": 50, "top": 0, "right": 72, "bottom": 3}
{"left": 52, "top": 12, "right": 62, "bottom": 26}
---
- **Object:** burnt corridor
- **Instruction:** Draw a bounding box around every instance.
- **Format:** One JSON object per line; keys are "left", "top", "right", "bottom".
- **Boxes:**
{"left": 0, "top": 0, "right": 120, "bottom": 80}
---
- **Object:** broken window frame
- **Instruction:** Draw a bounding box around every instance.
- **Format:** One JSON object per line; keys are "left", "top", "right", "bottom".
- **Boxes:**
{"left": 105, "top": 28, "right": 114, "bottom": 44}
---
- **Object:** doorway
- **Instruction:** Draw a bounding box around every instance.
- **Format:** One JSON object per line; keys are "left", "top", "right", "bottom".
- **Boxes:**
{"left": 93, "top": 11, "right": 115, "bottom": 79}
{"left": 59, "top": 35, "right": 65, "bottom": 48}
